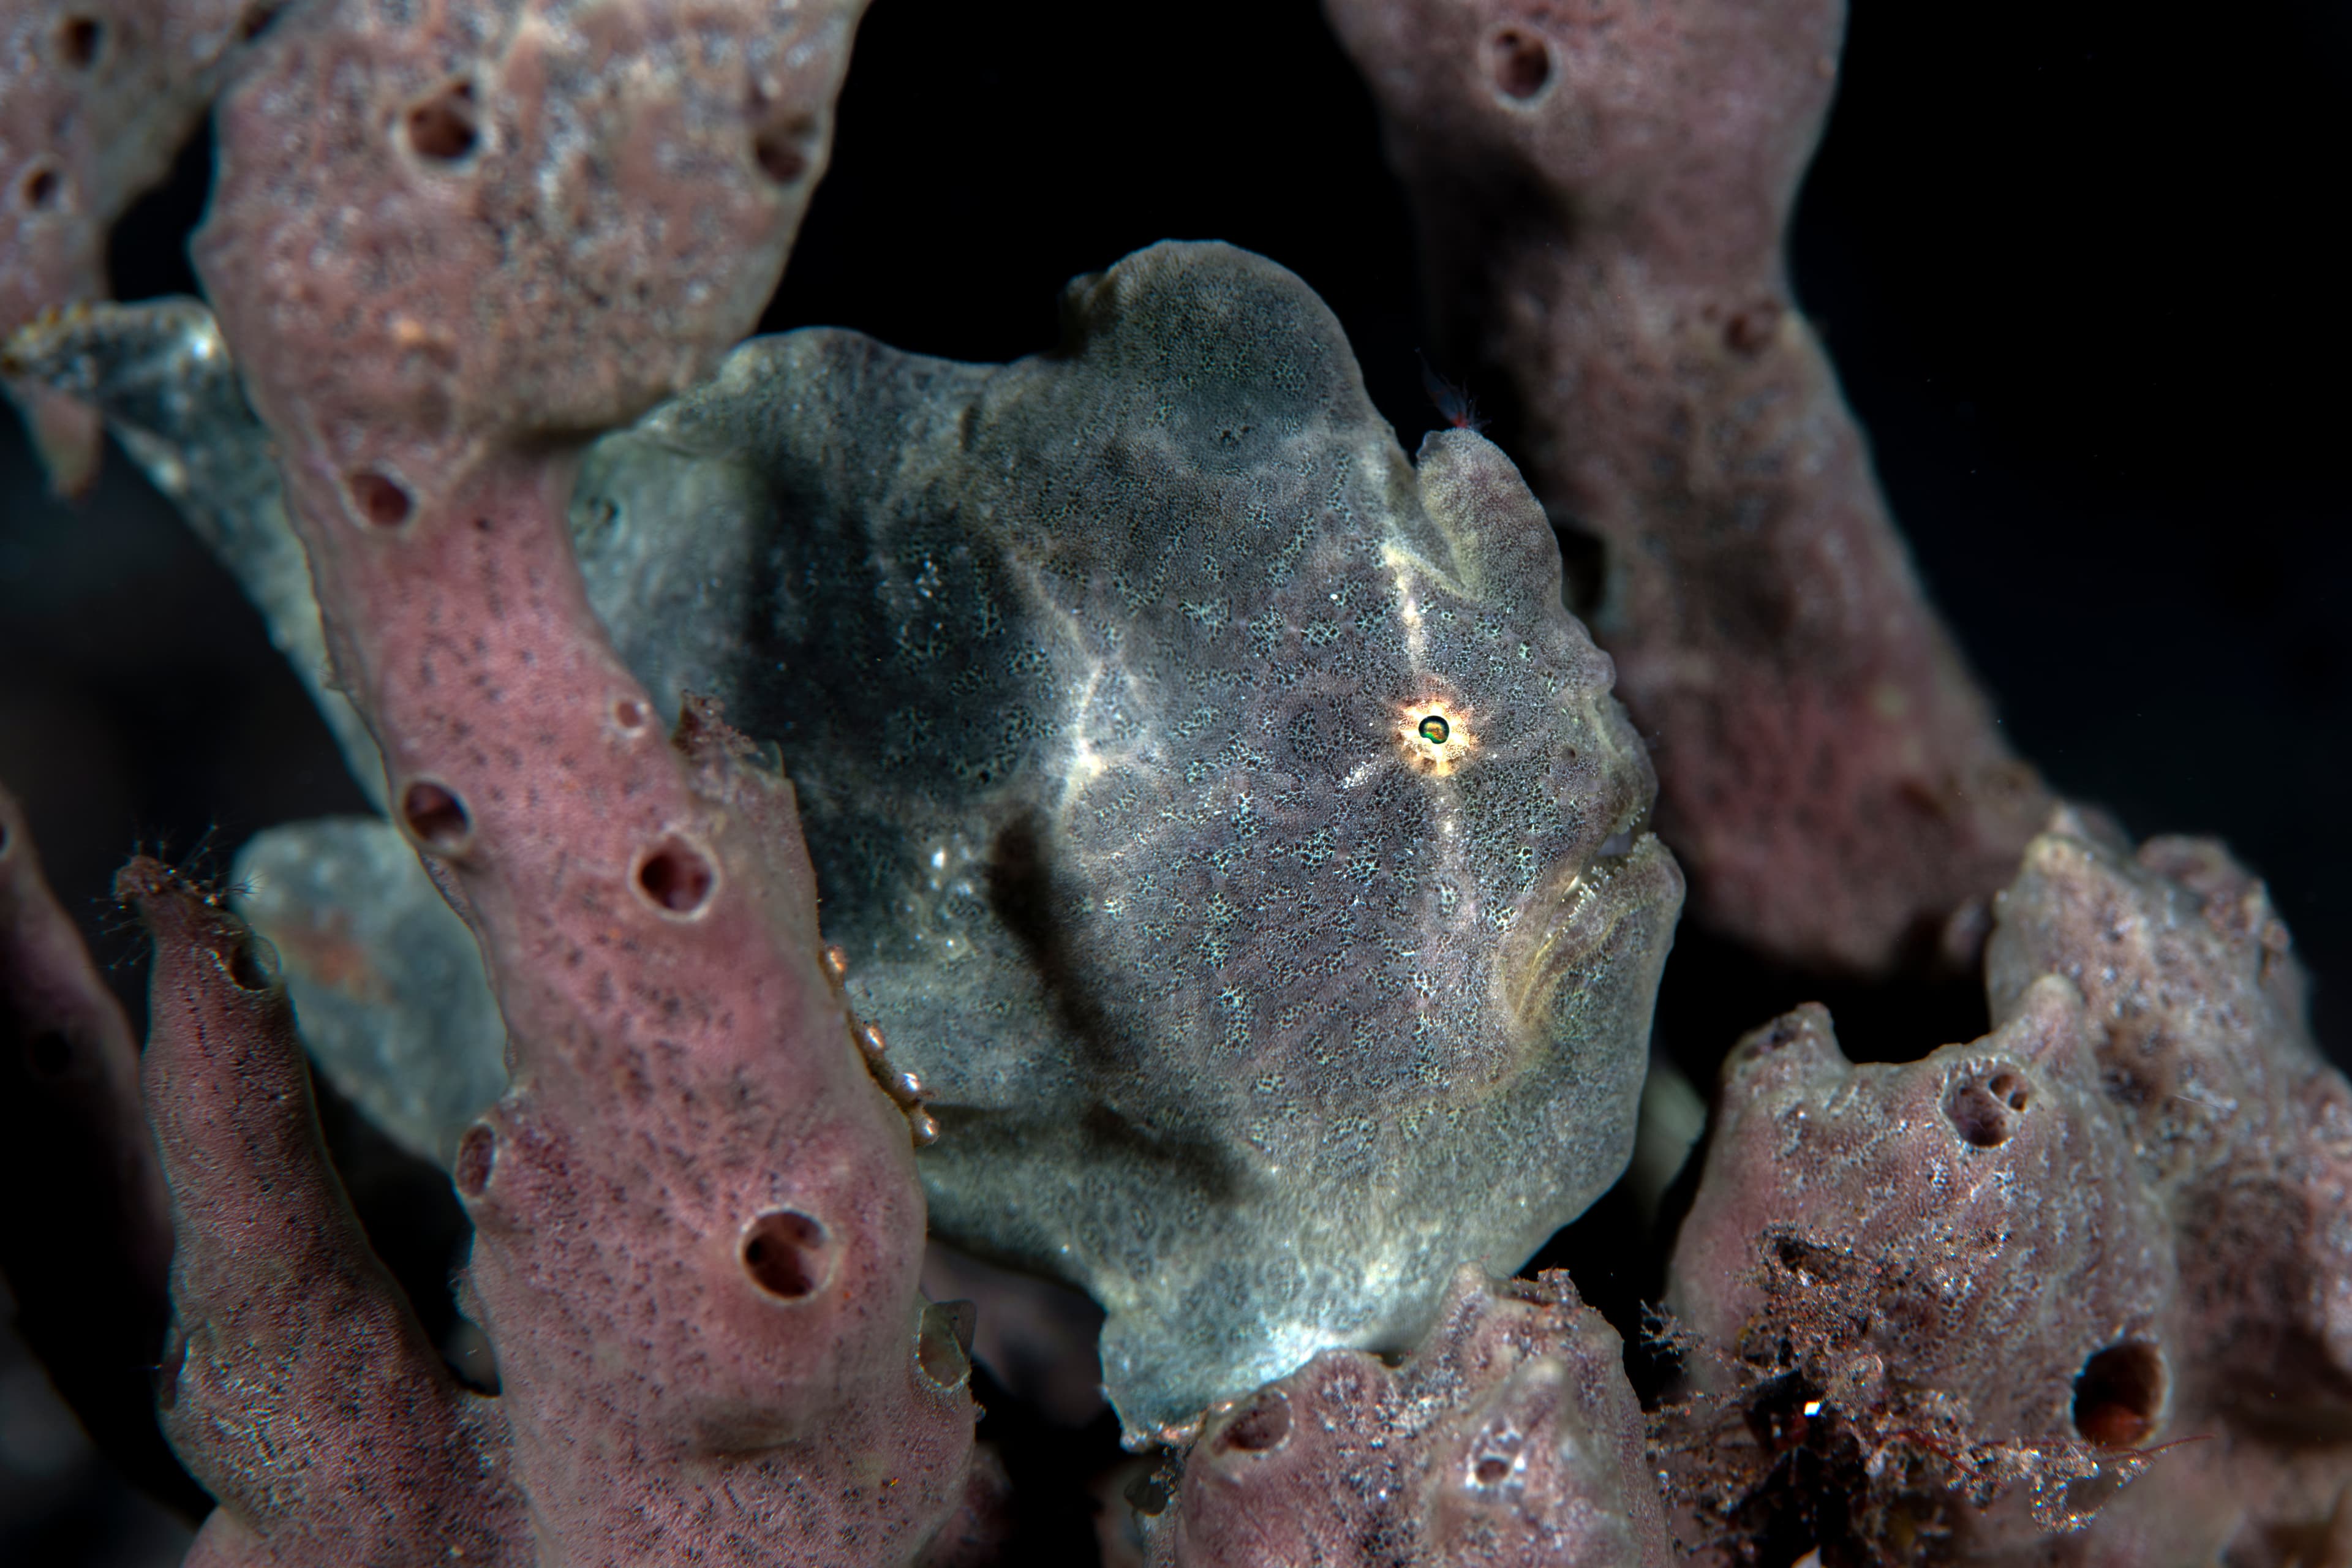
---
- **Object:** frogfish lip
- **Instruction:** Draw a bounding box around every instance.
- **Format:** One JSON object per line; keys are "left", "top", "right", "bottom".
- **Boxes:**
{"left": 1492, "top": 829, "right": 1684, "bottom": 1049}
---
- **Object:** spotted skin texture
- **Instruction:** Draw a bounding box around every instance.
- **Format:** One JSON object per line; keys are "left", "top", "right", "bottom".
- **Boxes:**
{"left": 568, "top": 242, "right": 1683, "bottom": 1436}
{"left": 0, "top": 0, "right": 266, "bottom": 491}
{"left": 21, "top": 244, "right": 1681, "bottom": 1440}
{"left": 2, "top": 254, "right": 1679, "bottom": 1439}
{"left": 1145, "top": 1267, "right": 1672, "bottom": 1567}
{"left": 1664, "top": 813, "right": 2352, "bottom": 1564}
{"left": 1324, "top": 0, "right": 2052, "bottom": 973}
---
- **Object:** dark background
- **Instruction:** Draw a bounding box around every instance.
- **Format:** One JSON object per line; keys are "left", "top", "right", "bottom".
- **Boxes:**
{"left": 2, "top": 0, "right": 2345, "bottom": 1561}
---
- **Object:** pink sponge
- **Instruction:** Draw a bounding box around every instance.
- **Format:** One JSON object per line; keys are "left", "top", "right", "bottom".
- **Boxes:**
{"left": 1, "top": 1, "right": 267, "bottom": 490}
{"left": 124, "top": 855, "right": 526, "bottom": 1565}
{"left": 1150, "top": 1267, "right": 1671, "bottom": 1566}
{"left": 1325, "top": 0, "right": 2053, "bottom": 973}
{"left": 1664, "top": 810, "right": 2352, "bottom": 1561}
{"left": 140, "top": 1, "right": 981, "bottom": 1560}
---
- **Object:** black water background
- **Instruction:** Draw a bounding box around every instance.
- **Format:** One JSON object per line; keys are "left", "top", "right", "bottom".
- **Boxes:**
{"left": 1, "top": 1, "right": 2344, "bottom": 1562}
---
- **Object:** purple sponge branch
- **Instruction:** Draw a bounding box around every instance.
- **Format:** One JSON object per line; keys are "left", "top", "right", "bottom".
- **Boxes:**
{"left": 0, "top": 0, "right": 271, "bottom": 492}
{"left": 147, "top": 0, "right": 978, "bottom": 1561}
{"left": 186, "top": 0, "right": 858, "bottom": 532}
{"left": 1324, "top": 0, "right": 2053, "bottom": 972}
{"left": 121, "top": 855, "right": 526, "bottom": 1566}
{"left": 1148, "top": 1268, "right": 1672, "bottom": 1567}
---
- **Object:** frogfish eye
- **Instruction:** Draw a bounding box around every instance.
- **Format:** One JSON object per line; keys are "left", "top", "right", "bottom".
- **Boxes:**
{"left": 1418, "top": 715, "right": 1450, "bottom": 745}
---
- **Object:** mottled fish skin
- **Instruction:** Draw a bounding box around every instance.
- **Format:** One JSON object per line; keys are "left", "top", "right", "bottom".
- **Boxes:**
{"left": 20, "top": 243, "right": 1682, "bottom": 1438}
{"left": 576, "top": 242, "right": 1681, "bottom": 1434}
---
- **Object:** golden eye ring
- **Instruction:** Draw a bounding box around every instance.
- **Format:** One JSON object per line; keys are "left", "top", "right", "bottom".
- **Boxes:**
{"left": 1396, "top": 698, "right": 1476, "bottom": 775}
